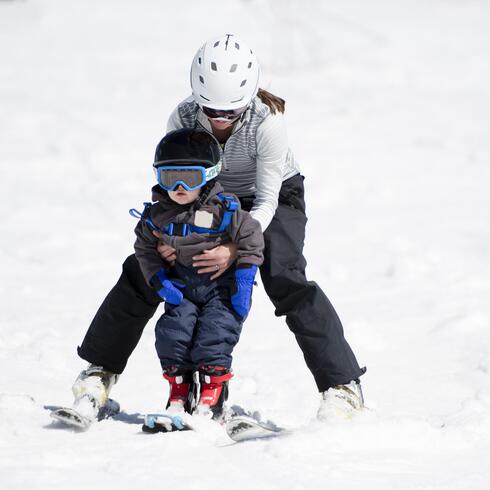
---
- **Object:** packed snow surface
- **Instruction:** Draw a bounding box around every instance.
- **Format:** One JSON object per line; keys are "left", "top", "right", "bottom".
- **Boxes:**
{"left": 1, "top": 0, "right": 489, "bottom": 489}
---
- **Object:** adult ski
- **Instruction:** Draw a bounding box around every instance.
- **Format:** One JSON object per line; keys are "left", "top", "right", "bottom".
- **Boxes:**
{"left": 224, "top": 405, "right": 286, "bottom": 442}
{"left": 225, "top": 414, "right": 285, "bottom": 442}
{"left": 50, "top": 398, "right": 120, "bottom": 430}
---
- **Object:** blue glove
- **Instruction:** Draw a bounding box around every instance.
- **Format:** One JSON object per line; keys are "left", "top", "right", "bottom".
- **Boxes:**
{"left": 151, "top": 269, "right": 184, "bottom": 305}
{"left": 231, "top": 264, "right": 258, "bottom": 318}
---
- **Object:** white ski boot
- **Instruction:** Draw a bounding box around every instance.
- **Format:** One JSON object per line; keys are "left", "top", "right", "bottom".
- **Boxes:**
{"left": 317, "top": 380, "right": 364, "bottom": 421}
{"left": 51, "top": 365, "right": 119, "bottom": 429}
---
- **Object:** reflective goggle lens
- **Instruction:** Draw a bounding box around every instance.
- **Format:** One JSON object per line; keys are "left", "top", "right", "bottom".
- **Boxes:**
{"left": 201, "top": 105, "right": 248, "bottom": 121}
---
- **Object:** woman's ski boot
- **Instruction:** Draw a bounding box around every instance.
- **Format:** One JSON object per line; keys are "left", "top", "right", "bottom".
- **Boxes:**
{"left": 317, "top": 380, "right": 364, "bottom": 421}
{"left": 51, "top": 364, "right": 119, "bottom": 429}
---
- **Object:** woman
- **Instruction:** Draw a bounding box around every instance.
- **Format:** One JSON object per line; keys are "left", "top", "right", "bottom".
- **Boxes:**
{"left": 74, "top": 34, "right": 366, "bottom": 423}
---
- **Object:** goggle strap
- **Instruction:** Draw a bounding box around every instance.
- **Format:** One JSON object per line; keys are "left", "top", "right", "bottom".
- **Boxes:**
{"left": 205, "top": 161, "right": 222, "bottom": 181}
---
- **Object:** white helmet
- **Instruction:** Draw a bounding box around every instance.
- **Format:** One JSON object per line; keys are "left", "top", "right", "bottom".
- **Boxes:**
{"left": 190, "top": 34, "right": 260, "bottom": 110}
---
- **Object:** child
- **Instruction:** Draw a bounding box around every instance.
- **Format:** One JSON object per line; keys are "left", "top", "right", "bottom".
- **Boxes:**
{"left": 132, "top": 128, "right": 264, "bottom": 419}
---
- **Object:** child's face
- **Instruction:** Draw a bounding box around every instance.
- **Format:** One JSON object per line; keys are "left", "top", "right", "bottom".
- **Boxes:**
{"left": 168, "top": 186, "right": 201, "bottom": 205}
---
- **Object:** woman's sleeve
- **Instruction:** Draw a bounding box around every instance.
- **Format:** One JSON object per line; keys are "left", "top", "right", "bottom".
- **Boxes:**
{"left": 166, "top": 106, "right": 184, "bottom": 132}
{"left": 250, "top": 113, "right": 288, "bottom": 231}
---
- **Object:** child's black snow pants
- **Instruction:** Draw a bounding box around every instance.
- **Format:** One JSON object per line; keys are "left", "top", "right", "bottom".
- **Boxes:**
{"left": 77, "top": 174, "right": 365, "bottom": 392}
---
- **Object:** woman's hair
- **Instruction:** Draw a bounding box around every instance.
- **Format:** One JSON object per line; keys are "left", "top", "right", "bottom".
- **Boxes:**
{"left": 257, "top": 88, "right": 285, "bottom": 115}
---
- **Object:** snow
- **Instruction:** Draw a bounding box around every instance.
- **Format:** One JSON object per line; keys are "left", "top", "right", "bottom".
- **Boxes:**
{"left": 1, "top": 0, "right": 490, "bottom": 488}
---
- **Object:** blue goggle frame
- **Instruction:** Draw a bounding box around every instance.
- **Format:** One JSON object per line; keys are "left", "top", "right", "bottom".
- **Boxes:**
{"left": 154, "top": 163, "right": 222, "bottom": 191}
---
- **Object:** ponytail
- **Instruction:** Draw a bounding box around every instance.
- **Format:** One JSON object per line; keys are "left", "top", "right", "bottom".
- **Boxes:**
{"left": 257, "top": 88, "right": 285, "bottom": 115}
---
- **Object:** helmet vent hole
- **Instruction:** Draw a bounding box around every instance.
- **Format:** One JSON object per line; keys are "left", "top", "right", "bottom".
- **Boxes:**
{"left": 211, "top": 62, "right": 217, "bottom": 71}
{"left": 240, "top": 79, "right": 247, "bottom": 87}
{"left": 199, "top": 75, "right": 205, "bottom": 84}
{"left": 235, "top": 43, "right": 240, "bottom": 50}
{"left": 198, "top": 57, "right": 202, "bottom": 65}
{"left": 230, "top": 64, "right": 237, "bottom": 73}
{"left": 248, "top": 62, "right": 252, "bottom": 68}
{"left": 213, "top": 41, "right": 220, "bottom": 47}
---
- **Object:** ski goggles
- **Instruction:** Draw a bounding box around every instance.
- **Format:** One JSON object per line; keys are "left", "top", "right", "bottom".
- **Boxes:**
{"left": 201, "top": 105, "right": 248, "bottom": 121}
{"left": 153, "top": 163, "right": 222, "bottom": 191}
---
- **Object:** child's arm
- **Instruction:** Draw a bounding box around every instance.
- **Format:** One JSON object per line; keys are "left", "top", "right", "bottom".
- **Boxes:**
{"left": 228, "top": 206, "right": 265, "bottom": 268}
{"left": 134, "top": 219, "right": 165, "bottom": 285}
{"left": 134, "top": 217, "right": 183, "bottom": 305}
{"left": 226, "top": 202, "right": 265, "bottom": 318}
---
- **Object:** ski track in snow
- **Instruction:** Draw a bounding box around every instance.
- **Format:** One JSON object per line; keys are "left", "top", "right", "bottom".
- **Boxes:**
{"left": 1, "top": 1, "right": 489, "bottom": 489}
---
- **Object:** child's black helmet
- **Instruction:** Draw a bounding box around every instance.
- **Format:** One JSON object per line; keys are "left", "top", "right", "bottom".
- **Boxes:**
{"left": 154, "top": 128, "right": 221, "bottom": 169}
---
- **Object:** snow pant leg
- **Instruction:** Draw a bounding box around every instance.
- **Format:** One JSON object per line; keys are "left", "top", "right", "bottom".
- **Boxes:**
{"left": 260, "top": 174, "right": 365, "bottom": 392}
{"left": 155, "top": 298, "right": 199, "bottom": 369}
{"left": 190, "top": 294, "right": 242, "bottom": 369}
{"left": 77, "top": 254, "right": 162, "bottom": 374}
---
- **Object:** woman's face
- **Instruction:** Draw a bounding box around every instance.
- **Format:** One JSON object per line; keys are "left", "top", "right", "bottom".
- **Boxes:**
{"left": 202, "top": 105, "right": 248, "bottom": 132}
{"left": 208, "top": 117, "right": 235, "bottom": 131}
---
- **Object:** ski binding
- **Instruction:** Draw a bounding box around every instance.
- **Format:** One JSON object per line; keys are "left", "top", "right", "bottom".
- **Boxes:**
{"left": 142, "top": 413, "right": 193, "bottom": 434}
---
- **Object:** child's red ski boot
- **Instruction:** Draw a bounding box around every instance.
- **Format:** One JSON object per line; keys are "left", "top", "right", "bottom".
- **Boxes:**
{"left": 195, "top": 366, "right": 233, "bottom": 420}
{"left": 162, "top": 367, "right": 197, "bottom": 414}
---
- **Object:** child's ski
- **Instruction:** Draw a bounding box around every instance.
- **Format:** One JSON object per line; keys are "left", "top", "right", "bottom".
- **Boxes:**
{"left": 142, "top": 413, "right": 193, "bottom": 434}
{"left": 141, "top": 405, "right": 286, "bottom": 443}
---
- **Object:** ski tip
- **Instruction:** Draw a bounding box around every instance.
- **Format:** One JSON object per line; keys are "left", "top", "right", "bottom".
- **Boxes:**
{"left": 50, "top": 408, "right": 92, "bottom": 430}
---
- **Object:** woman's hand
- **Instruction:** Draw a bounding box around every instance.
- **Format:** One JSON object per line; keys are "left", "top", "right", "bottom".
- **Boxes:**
{"left": 153, "top": 231, "right": 177, "bottom": 266}
{"left": 193, "top": 243, "right": 238, "bottom": 280}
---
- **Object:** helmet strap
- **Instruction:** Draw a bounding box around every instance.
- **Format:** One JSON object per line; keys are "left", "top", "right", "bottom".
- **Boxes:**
{"left": 192, "top": 181, "right": 215, "bottom": 211}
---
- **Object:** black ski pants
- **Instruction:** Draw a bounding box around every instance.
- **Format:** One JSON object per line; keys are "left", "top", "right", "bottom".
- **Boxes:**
{"left": 78, "top": 174, "right": 365, "bottom": 391}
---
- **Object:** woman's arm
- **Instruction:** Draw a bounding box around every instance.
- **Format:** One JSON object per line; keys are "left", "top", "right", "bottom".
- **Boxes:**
{"left": 192, "top": 243, "right": 238, "bottom": 279}
{"left": 152, "top": 231, "right": 238, "bottom": 280}
{"left": 166, "top": 106, "right": 184, "bottom": 132}
{"left": 250, "top": 113, "right": 289, "bottom": 232}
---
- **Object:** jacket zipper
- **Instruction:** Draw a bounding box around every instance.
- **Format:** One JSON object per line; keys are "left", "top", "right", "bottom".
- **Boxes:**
{"left": 196, "top": 119, "right": 248, "bottom": 172}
